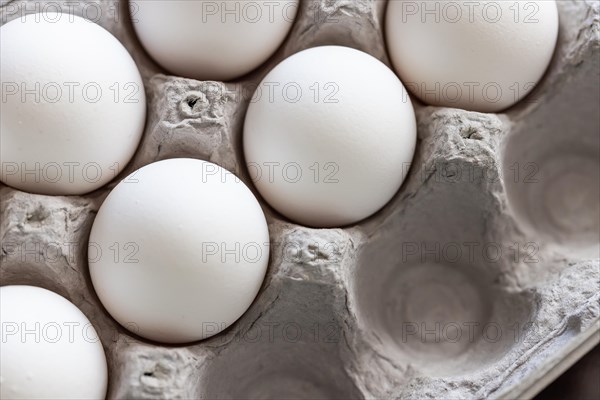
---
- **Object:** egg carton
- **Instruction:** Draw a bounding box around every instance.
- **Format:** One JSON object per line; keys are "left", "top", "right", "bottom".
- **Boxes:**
{"left": 1, "top": 0, "right": 599, "bottom": 399}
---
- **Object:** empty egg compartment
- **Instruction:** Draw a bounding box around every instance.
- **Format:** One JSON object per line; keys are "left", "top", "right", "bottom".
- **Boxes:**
{"left": 200, "top": 342, "right": 361, "bottom": 400}
{"left": 344, "top": 109, "right": 598, "bottom": 399}
{"left": 345, "top": 108, "right": 536, "bottom": 395}
{"left": 502, "top": 10, "right": 600, "bottom": 260}
{"left": 196, "top": 286, "right": 362, "bottom": 400}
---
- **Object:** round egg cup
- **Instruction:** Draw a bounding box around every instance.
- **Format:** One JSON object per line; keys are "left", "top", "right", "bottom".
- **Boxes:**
{"left": 0, "top": 1, "right": 598, "bottom": 399}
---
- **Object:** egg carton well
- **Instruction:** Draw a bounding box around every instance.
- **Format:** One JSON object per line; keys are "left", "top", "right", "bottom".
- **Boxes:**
{"left": 0, "top": 0, "right": 599, "bottom": 399}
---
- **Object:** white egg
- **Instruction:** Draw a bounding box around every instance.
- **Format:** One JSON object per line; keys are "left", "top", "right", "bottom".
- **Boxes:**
{"left": 0, "top": 286, "right": 108, "bottom": 400}
{"left": 0, "top": 13, "right": 146, "bottom": 195}
{"left": 243, "top": 46, "right": 417, "bottom": 228}
{"left": 385, "top": 0, "right": 559, "bottom": 112}
{"left": 88, "top": 158, "right": 269, "bottom": 343}
{"left": 130, "top": 0, "right": 299, "bottom": 81}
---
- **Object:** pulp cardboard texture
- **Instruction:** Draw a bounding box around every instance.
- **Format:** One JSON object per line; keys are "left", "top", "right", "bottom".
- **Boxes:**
{"left": 1, "top": 1, "right": 599, "bottom": 399}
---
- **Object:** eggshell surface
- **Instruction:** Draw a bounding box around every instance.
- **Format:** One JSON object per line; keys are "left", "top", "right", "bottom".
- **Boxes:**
{"left": 243, "top": 46, "right": 417, "bottom": 228}
{"left": 88, "top": 158, "right": 270, "bottom": 343}
{"left": 0, "top": 285, "right": 108, "bottom": 400}
{"left": 0, "top": 13, "right": 146, "bottom": 195}
{"left": 130, "top": 0, "right": 299, "bottom": 81}
{"left": 385, "top": 0, "right": 559, "bottom": 112}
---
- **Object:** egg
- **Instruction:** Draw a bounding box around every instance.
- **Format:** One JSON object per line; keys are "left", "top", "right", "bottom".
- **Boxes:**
{"left": 385, "top": 0, "right": 559, "bottom": 112}
{"left": 243, "top": 46, "right": 417, "bottom": 228}
{"left": 0, "top": 13, "right": 146, "bottom": 195}
{"left": 0, "top": 286, "right": 108, "bottom": 400}
{"left": 130, "top": 0, "right": 299, "bottom": 81}
{"left": 88, "top": 158, "right": 269, "bottom": 343}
